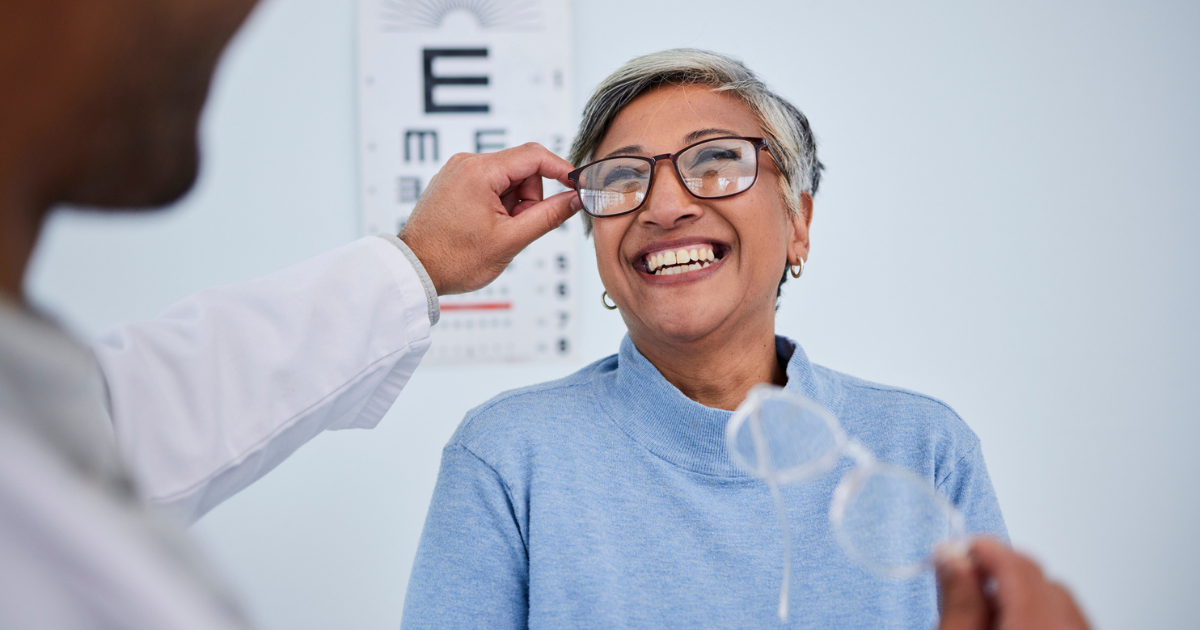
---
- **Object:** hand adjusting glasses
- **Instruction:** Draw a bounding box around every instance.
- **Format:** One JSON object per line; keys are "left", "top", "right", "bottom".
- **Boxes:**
{"left": 567, "top": 136, "right": 772, "bottom": 217}
{"left": 726, "top": 384, "right": 967, "bottom": 621}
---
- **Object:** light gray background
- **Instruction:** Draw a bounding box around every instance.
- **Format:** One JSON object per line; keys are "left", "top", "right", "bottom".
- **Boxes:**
{"left": 27, "top": 0, "right": 1199, "bottom": 628}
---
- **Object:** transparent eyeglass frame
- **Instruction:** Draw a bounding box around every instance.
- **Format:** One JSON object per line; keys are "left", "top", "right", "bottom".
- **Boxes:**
{"left": 725, "top": 384, "right": 966, "bottom": 620}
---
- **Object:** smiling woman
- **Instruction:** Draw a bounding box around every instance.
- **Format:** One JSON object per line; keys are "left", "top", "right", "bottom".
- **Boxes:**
{"left": 401, "top": 49, "right": 1008, "bottom": 630}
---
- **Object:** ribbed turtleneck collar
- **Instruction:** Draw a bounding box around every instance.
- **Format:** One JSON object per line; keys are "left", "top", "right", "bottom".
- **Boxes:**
{"left": 600, "top": 334, "right": 844, "bottom": 477}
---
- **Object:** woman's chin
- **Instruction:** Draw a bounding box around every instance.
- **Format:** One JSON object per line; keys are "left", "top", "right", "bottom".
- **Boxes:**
{"left": 630, "top": 312, "right": 728, "bottom": 348}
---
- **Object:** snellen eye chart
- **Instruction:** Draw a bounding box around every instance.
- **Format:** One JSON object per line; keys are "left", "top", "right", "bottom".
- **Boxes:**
{"left": 357, "top": 0, "right": 578, "bottom": 365}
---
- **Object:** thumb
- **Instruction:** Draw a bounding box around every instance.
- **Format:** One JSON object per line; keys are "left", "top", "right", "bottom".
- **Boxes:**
{"left": 936, "top": 548, "right": 991, "bottom": 630}
{"left": 498, "top": 190, "right": 580, "bottom": 252}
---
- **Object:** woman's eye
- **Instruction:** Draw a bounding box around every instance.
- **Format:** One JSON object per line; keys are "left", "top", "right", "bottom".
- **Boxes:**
{"left": 690, "top": 147, "right": 740, "bottom": 166}
{"left": 602, "top": 167, "right": 645, "bottom": 188}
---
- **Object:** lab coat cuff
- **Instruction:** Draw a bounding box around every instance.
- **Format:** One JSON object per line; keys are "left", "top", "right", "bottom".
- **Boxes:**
{"left": 376, "top": 234, "right": 440, "bottom": 326}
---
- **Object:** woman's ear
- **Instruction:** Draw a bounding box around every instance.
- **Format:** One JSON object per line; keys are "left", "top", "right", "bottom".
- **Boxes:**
{"left": 787, "top": 192, "right": 813, "bottom": 265}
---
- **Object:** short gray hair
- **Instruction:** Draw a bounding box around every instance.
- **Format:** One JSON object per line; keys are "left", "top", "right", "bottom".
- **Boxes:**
{"left": 570, "top": 48, "right": 823, "bottom": 234}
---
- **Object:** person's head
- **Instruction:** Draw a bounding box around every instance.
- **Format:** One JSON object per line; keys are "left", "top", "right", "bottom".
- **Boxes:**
{"left": 0, "top": 0, "right": 260, "bottom": 213}
{"left": 569, "top": 49, "right": 822, "bottom": 351}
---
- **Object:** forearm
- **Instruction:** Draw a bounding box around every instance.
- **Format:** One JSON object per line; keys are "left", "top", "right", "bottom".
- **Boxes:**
{"left": 94, "top": 236, "right": 435, "bottom": 522}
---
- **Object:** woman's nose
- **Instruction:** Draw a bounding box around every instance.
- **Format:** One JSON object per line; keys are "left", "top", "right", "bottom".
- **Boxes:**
{"left": 638, "top": 161, "right": 703, "bottom": 229}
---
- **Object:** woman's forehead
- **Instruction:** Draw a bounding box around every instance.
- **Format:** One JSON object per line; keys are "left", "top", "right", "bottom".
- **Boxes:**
{"left": 595, "top": 84, "right": 762, "bottom": 157}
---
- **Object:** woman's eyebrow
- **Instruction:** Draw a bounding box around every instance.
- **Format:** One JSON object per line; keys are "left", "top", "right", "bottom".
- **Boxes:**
{"left": 599, "top": 128, "right": 741, "bottom": 160}
{"left": 682, "top": 127, "right": 740, "bottom": 145}
{"left": 601, "top": 144, "right": 644, "bottom": 159}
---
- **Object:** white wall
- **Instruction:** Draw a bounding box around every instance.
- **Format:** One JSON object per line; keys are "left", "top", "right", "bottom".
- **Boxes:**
{"left": 27, "top": 0, "right": 1199, "bottom": 628}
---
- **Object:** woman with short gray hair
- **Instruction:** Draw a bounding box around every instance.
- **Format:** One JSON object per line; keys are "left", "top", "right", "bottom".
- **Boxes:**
{"left": 403, "top": 49, "right": 1006, "bottom": 629}
{"left": 571, "top": 48, "right": 821, "bottom": 228}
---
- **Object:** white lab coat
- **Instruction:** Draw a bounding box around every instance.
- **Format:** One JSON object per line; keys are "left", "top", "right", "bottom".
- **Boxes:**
{"left": 0, "top": 236, "right": 434, "bottom": 628}
{"left": 97, "top": 235, "right": 435, "bottom": 523}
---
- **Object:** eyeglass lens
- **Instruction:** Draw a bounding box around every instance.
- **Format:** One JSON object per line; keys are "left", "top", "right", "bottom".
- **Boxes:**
{"left": 575, "top": 137, "right": 760, "bottom": 216}
{"left": 731, "top": 396, "right": 838, "bottom": 479}
{"left": 729, "top": 389, "right": 961, "bottom": 577}
{"left": 833, "top": 466, "right": 962, "bottom": 578}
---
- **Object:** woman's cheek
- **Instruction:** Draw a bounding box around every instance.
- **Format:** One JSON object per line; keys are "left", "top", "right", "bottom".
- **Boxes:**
{"left": 592, "top": 232, "right": 623, "bottom": 290}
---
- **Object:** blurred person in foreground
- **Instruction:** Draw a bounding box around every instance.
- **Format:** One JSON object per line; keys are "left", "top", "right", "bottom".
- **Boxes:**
{"left": 0, "top": 1, "right": 578, "bottom": 628}
{"left": 0, "top": 2, "right": 1095, "bottom": 630}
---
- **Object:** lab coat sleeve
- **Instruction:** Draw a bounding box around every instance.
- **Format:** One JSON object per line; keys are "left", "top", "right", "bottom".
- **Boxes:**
{"left": 93, "top": 236, "right": 434, "bottom": 523}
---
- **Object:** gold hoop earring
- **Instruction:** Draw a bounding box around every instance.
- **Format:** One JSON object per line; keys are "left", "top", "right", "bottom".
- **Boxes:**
{"left": 601, "top": 291, "right": 618, "bottom": 310}
{"left": 790, "top": 258, "right": 807, "bottom": 279}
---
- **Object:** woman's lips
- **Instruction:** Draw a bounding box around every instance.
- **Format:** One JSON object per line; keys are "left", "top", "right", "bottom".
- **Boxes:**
{"left": 634, "top": 241, "right": 728, "bottom": 281}
{"left": 637, "top": 241, "right": 728, "bottom": 274}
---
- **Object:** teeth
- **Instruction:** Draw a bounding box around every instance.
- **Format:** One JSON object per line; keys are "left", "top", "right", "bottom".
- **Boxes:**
{"left": 645, "top": 245, "right": 720, "bottom": 275}
{"left": 652, "top": 261, "right": 713, "bottom": 275}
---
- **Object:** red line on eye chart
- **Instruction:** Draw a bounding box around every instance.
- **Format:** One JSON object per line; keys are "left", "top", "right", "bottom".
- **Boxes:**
{"left": 440, "top": 302, "right": 513, "bottom": 311}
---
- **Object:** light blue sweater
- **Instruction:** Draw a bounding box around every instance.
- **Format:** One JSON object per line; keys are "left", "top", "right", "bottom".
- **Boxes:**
{"left": 402, "top": 336, "right": 1006, "bottom": 629}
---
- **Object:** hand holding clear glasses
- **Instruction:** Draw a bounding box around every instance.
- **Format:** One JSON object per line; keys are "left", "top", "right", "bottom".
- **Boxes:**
{"left": 936, "top": 538, "right": 1093, "bottom": 630}
{"left": 726, "top": 384, "right": 967, "bottom": 620}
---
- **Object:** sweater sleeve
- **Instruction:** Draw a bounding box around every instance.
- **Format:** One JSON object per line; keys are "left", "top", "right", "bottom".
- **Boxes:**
{"left": 402, "top": 443, "right": 528, "bottom": 630}
{"left": 936, "top": 441, "right": 1008, "bottom": 541}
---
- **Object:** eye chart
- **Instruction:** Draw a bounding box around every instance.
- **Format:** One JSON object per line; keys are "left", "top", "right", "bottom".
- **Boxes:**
{"left": 357, "top": 0, "right": 577, "bottom": 365}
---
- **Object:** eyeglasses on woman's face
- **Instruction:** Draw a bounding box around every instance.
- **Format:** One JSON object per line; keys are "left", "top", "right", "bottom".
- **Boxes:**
{"left": 568, "top": 136, "right": 773, "bottom": 218}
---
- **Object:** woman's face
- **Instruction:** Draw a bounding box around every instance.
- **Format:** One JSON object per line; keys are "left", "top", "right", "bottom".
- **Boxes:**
{"left": 592, "top": 84, "right": 812, "bottom": 349}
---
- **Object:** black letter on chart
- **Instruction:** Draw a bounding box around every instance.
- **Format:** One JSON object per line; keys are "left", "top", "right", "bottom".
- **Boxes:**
{"left": 423, "top": 48, "right": 489, "bottom": 114}
{"left": 404, "top": 130, "right": 439, "bottom": 162}
{"left": 397, "top": 176, "right": 422, "bottom": 203}
{"left": 475, "top": 129, "right": 507, "bottom": 153}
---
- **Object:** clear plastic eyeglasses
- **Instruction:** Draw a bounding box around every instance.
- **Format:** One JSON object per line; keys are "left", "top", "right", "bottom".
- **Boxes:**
{"left": 726, "top": 384, "right": 966, "bottom": 621}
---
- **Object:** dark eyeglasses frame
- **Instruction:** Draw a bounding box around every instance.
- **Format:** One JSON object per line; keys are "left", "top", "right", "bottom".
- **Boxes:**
{"left": 567, "top": 136, "right": 774, "bottom": 218}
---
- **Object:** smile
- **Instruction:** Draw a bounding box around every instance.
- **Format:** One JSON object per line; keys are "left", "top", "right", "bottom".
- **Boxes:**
{"left": 642, "top": 244, "right": 724, "bottom": 276}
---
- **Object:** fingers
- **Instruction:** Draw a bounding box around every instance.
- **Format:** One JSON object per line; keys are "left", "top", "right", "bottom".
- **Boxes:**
{"left": 500, "top": 173, "right": 546, "bottom": 216}
{"left": 509, "top": 199, "right": 540, "bottom": 216}
{"left": 514, "top": 173, "right": 546, "bottom": 205}
{"left": 968, "top": 538, "right": 1046, "bottom": 613}
{"left": 499, "top": 190, "right": 578, "bottom": 252}
{"left": 483, "top": 143, "right": 575, "bottom": 193}
{"left": 1049, "top": 583, "right": 1092, "bottom": 628}
{"left": 935, "top": 544, "right": 991, "bottom": 630}
{"left": 397, "top": 143, "right": 577, "bottom": 296}
{"left": 965, "top": 538, "right": 1094, "bottom": 630}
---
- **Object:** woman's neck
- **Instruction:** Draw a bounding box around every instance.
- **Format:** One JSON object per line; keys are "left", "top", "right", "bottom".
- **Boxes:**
{"left": 630, "top": 322, "right": 786, "bottom": 412}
